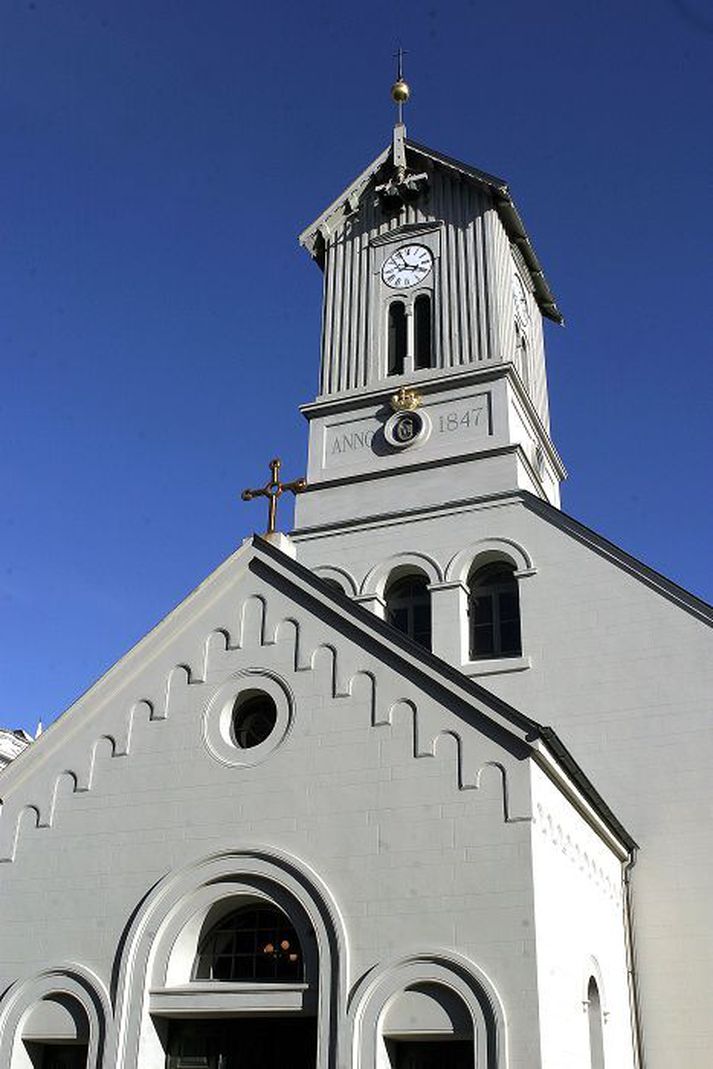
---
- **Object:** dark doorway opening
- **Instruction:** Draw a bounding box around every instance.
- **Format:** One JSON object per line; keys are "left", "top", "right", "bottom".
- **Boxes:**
{"left": 25, "top": 1044, "right": 89, "bottom": 1069}
{"left": 386, "top": 1038, "right": 473, "bottom": 1069}
{"left": 166, "top": 1017, "right": 317, "bottom": 1069}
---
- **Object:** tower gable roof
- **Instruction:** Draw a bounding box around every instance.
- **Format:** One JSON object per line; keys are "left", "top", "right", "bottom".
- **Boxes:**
{"left": 299, "top": 137, "right": 563, "bottom": 324}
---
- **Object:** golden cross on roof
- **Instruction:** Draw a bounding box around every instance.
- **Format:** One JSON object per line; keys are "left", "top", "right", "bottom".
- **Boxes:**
{"left": 241, "top": 458, "right": 307, "bottom": 535}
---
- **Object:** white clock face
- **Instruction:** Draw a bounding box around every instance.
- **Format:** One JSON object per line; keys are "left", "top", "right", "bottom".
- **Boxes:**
{"left": 513, "top": 273, "right": 530, "bottom": 324}
{"left": 382, "top": 245, "right": 433, "bottom": 289}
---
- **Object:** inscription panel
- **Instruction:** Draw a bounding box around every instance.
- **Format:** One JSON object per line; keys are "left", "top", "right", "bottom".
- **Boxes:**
{"left": 325, "top": 422, "right": 376, "bottom": 465}
{"left": 429, "top": 392, "right": 492, "bottom": 439}
{"left": 322, "top": 390, "right": 492, "bottom": 472}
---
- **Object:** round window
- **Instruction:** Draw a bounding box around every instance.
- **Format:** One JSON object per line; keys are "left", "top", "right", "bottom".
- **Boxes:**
{"left": 203, "top": 670, "right": 293, "bottom": 768}
{"left": 232, "top": 692, "right": 278, "bottom": 749}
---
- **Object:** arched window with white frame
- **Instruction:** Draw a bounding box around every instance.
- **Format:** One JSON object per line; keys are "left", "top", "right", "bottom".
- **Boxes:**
{"left": 163, "top": 898, "right": 318, "bottom": 1069}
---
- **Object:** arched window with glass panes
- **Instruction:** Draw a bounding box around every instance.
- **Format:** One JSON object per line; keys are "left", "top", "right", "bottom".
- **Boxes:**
{"left": 192, "top": 905, "right": 305, "bottom": 983}
{"left": 468, "top": 561, "right": 522, "bottom": 660}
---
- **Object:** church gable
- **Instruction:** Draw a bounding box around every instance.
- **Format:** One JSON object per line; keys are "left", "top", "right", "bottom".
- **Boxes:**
{"left": 0, "top": 537, "right": 548, "bottom": 870}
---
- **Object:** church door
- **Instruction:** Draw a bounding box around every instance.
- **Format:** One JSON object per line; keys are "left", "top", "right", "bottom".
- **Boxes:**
{"left": 166, "top": 1017, "right": 317, "bottom": 1069}
{"left": 387, "top": 1038, "right": 473, "bottom": 1069}
{"left": 30, "top": 1045, "right": 89, "bottom": 1069}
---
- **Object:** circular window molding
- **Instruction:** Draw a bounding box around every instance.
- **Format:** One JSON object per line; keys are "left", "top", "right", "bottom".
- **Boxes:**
{"left": 202, "top": 670, "right": 293, "bottom": 768}
{"left": 384, "top": 408, "right": 431, "bottom": 450}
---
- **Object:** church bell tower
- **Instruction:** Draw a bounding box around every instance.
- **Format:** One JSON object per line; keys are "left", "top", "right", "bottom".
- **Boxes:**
{"left": 293, "top": 75, "right": 565, "bottom": 542}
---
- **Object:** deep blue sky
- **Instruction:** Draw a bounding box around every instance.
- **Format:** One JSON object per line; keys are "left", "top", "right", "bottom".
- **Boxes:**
{"left": 2, "top": 0, "right": 712, "bottom": 732}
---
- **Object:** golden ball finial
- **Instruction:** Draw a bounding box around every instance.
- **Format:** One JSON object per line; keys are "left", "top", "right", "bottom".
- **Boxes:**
{"left": 391, "top": 78, "right": 410, "bottom": 104}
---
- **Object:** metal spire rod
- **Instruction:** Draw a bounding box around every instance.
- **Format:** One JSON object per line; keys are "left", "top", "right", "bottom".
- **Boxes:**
{"left": 392, "top": 47, "right": 410, "bottom": 126}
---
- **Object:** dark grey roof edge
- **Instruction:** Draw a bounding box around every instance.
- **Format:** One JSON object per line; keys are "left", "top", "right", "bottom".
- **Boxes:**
{"left": 521, "top": 492, "right": 713, "bottom": 626}
{"left": 538, "top": 726, "right": 637, "bottom": 853}
{"left": 406, "top": 138, "right": 510, "bottom": 192}
{"left": 406, "top": 140, "right": 563, "bottom": 325}
{"left": 253, "top": 535, "right": 637, "bottom": 853}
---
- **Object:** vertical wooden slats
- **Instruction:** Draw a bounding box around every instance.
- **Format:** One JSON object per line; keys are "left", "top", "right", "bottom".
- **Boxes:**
{"left": 318, "top": 162, "right": 553, "bottom": 397}
{"left": 321, "top": 240, "right": 335, "bottom": 393}
{"left": 455, "top": 178, "right": 470, "bottom": 366}
{"left": 433, "top": 174, "right": 448, "bottom": 371}
{"left": 342, "top": 224, "right": 354, "bottom": 391}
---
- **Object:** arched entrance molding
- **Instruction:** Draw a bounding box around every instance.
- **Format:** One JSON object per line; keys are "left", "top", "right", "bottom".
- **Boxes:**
{"left": 349, "top": 951, "right": 508, "bottom": 1069}
{"left": 0, "top": 963, "right": 111, "bottom": 1069}
{"left": 112, "top": 845, "right": 348, "bottom": 1069}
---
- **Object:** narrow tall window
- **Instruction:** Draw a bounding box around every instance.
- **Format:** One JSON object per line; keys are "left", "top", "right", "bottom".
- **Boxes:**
{"left": 386, "top": 573, "right": 432, "bottom": 650}
{"left": 587, "top": 978, "right": 605, "bottom": 1069}
{"left": 469, "top": 562, "right": 521, "bottom": 659}
{"left": 515, "top": 323, "right": 530, "bottom": 391}
{"left": 388, "top": 301, "right": 407, "bottom": 375}
{"left": 414, "top": 294, "right": 432, "bottom": 370}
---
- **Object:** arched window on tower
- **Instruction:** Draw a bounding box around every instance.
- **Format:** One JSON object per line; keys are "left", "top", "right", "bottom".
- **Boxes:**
{"left": 192, "top": 905, "right": 305, "bottom": 983}
{"left": 468, "top": 562, "right": 522, "bottom": 659}
{"left": 515, "top": 322, "right": 530, "bottom": 391}
{"left": 388, "top": 301, "right": 407, "bottom": 375}
{"left": 414, "top": 294, "right": 432, "bottom": 370}
{"left": 587, "top": 977, "right": 605, "bottom": 1069}
{"left": 385, "top": 573, "right": 432, "bottom": 650}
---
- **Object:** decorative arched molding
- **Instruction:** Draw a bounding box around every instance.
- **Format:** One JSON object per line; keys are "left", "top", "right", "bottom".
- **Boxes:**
{"left": 202, "top": 628, "right": 231, "bottom": 679}
{"left": 349, "top": 951, "right": 508, "bottom": 1069}
{"left": 0, "top": 805, "right": 42, "bottom": 863}
{"left": 361, "top": 553, "right": 443, "bottom": 599}
{"left": 445, "top": 539, "right": 535, "bottom": 585}
{"left": 313, "top": 565, "right": 359, "bottom": 597}
{"left": 581, "top": 956, "right": 608, "bottom": 1015}
{"left": 112, "top": 845, "right": 349, "bottom": 1069}
{"left": 0, "top": 963, "right": 111, "bottom": 1069}
{"left": 239, "top": 594, "right": 267, "bottom": 648}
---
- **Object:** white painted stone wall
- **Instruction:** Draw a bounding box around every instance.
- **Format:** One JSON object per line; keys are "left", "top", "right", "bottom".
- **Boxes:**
{"left": 2, "top": 542, "right": 608, "bottom": 1068}
{"left": 293, "top": 492, "right": 713, "bottom": 1067}
{"left": 530, "top": 764, "right": 635, "bottom": 1068}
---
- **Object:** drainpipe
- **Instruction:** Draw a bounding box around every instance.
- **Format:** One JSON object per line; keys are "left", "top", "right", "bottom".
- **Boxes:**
{"left": 622, "top": 850, "right": 645, "bottom": 1068}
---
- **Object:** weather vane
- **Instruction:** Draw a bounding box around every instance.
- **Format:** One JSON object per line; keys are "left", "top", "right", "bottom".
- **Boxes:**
{"left": 241, "top": 458, "right": 306, "bottom": 535}
{"left": 391, "top": 47, "right": 410, "bottom": 124}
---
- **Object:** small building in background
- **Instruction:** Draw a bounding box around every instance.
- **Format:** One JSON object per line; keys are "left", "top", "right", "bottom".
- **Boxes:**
{"left": 0, "top": 728, "right": 34, "bottom": 772}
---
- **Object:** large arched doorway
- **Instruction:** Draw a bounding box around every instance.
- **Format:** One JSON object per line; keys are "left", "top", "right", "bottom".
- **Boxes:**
{"left": 382, "top": 984, "right": 473, "bottom": 1069}
{"left": 18, "top": 995, "right": 90, "bottom": 1069}
{"left": 163, "top": 902, "right": 317, "bottom": 1069}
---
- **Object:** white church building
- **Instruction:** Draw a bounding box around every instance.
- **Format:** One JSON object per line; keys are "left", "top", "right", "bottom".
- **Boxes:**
{"left": 1, "top": 83, "right": 711, "bottom": 1069}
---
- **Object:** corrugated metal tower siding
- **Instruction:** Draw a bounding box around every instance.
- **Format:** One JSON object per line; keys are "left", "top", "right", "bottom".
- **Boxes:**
{"left": 318, "top": 167, "right": 547, "bottom": 398}
{"left": 531, "top": 306, "right": 549, "bottom": 429}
